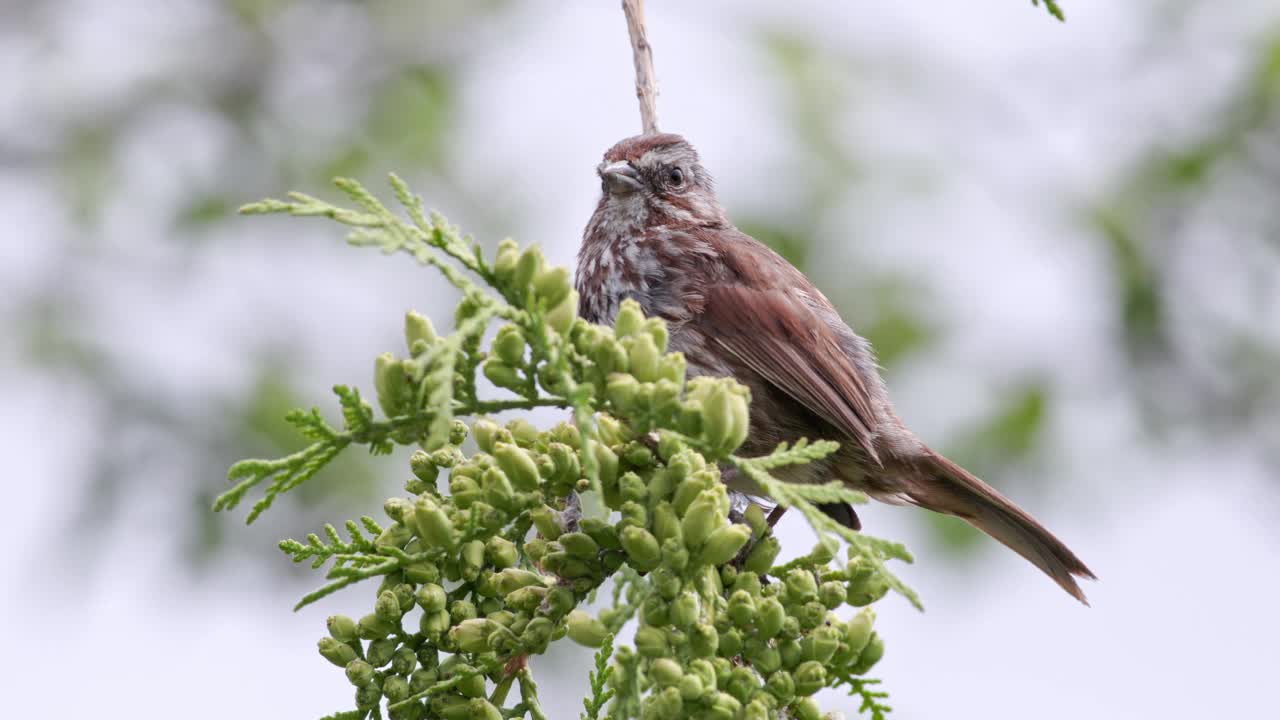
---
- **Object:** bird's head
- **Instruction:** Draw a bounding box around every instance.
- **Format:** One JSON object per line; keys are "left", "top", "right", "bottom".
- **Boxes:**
{"left": 593, "top": 133, "right": 726, "bottom": 228}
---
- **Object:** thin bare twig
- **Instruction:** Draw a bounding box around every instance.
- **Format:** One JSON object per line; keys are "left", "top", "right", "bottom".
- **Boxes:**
{"left": 621, "top": 0, "right": 659, "bottom": 135}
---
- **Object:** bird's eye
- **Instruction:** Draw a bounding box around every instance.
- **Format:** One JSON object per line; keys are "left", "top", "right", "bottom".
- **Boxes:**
{"left": 667, "top": 167, "right": 684, "bottom": 187}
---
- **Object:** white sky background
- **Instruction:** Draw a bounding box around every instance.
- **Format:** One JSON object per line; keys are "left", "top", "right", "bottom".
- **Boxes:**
{"left": 3, "top": 0, "right": 1279, "bottom": 718}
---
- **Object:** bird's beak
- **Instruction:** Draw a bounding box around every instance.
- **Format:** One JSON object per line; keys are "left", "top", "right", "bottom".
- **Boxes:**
{"left": 599, "top": 161, "right": 641, "bottom": 195}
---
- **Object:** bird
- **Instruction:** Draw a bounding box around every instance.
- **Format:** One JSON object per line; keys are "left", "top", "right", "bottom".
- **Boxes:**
{"left": 574, "top": 132, "right": 1096, "bottom": 604}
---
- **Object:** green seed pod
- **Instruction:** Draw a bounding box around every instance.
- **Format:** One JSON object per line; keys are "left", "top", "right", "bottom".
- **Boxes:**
{"left": 544, "top": 586, "right": 575, "bottom": 618}
{"left": 743, "top": 504, "right": 768, "bottom": 537}
{"left": 493, "top": 239, "right": 520, "bottom": 283}
{"left": 670, "top": 474, "right": 708, "bottom": 516}
{"left": 534, "top": 266, "right": 571, "bottom": 308}
{"left": 640, "top": 317, "right": 668, "bottom": 353}
{"left": 778, "top": 638, "right": 803, "bottom": 670}
{"left": 383, "top": 497, "right": 414, "bottom": 524}
{"left": 620, "top": 500, "right": 647, "bottom": 529}
{"left": 419, "top": 609, "right": 450, "bottom": 638}
{"left": 818, "top": 580, "right": 846, "bottom": 610}
{"left": 432, "top": 694, "right": 470, "bottom": 720}
{"left": 493, "top": 443, "right": 540, "bottom": 491}
{"left": 547, "top": 441, "right": 580, "bottom": 482}
{"left": 565, "top": 610, "right": 609, "bottom": 648}
{"left": 524, "top": 537, "right": 550, "bottom": 564}
{"left": 635, "top": 625, "right": 668, "bottom": 658}
{"left": 451, "top": 664, "right": 488, "bottom": 699}
{"left": 743, "top": 535, "right": 781, "bottom": 574}
{"left": 727, "top": 666, "right": 761, "bottom": 704}
{"left": 791, "top": 697, "right": 822, "bottom": 720}
{"left": 579, "top": 518, "right": 621, "bottom": 550}
{"left": 404, "top": 310, "right": 436, "bottom": 350}
{"left": 627, "top": 333, "right": 661, "bottom": 383}
{"left": 404, "top": 559, "right": 440, "bottom": 585}
{"left": 503, "top": 586, "right": 547, "bottom": 613}
{"left": 620, "top": 526, "right": 662, "bottom": 572}
{"left": 727, "top": 590, "right": 756, "bottom": 628}
{"left": 709, "top": 691, "right": 742, "bottom": 720}
{"left": 678, "top": 673, "right": 704, "bottom": 701}
{"left": 417, "top": 645, "right": 439, "bottom": 670}
{"left": 792, "top": 661, "right": 827, "bottom": 696}
{"left": 681, "top": 489, "right": 722, "bottom": 549}
{"left": 416, "top": 583, "right": 447, "bottom": 612}
{"left": 847, "top": 570, "right": 891, "bottom": 607}
{"left": 412, "top": 496, "right": 456, "bottom": 549}
{"left": 766, "top": 669, "right": 795, "bottom": 703}
{"left": 640, "top": 595, "right": 669, "bottom": 626}
{"left": 493, "top": 325, "right": 526, "bottom": 366}
{"left": 355, "top": 683, "right": 383, "bottom": 710}
{"left": 493, "top": 568, "right": 545, "bottom": 596}
{"left": 450, "top": 599, "right": 478, "bottom": 624}
{"left": 784, "top": 569, "right": 818, "bottom": 605}
{"left": 467, "top": 699, "right": 503, "bottom": 720}
{"left": 748, "top": 644, "right": 782, "bottom": 675}
{"left": 651, "top": 658, "right": 683, "bottom": 687}
{"left": 375, "top": 520, "right": 413, "bottom": 551}
{"left": 652, "top": 502, "right": 682, "bottom": 545}
{"left": 845, "top": 608, "right": 875, "bottom": 658}
{"left": 757, "top": 598, "right": 785, "bottom": 639}
{"left": 522, "top": 616, "right": 555, "bottom": 653}
{"left": 409, "top": 667, "right": 438, "bottom": 693}
{"left": 513, "top": 245, "right": 544, "bottom": 294}
{"left": 614, "top": 299, "right": 645, "bottom": 338}
{"left": 529, "top": 505, "right": 562, "bottom": 540}
{"left": 471, "top": 418, "right": 502, "bottom": 454}
{"left": 374, "top": 352, "right": 409, "bottom": 417}
{"left": 669, "top": 591, "right": 699, "bottom": 628}
{"left": 717, "top": 627, "right": 743, "bottom": 658}
{"left": 545, "top": 290, "right": 578, "bottom": 335}
{"left": 460, "top": 539, "right": 485, "bottom": 575}
{"left": 391, "top": 646, "right": 417, "bottom": 676}
{"left": 592, "top": 442, "right": 620, "bottom": 506}
{"left": 482, "top": 357, "right": 524, "bottom": 391}
{"left": 408, "top": 452, "right": 438, "bottom": 487}
{"left": 850, "top": 632, "right": 885, "bottom": 675}
{"left": 619, "top": 472, "right": 648, "bottom": 504}
{"left": 559, "top": 531, "right": 600, "bottom": 560}
{"left": 795, "top": 601, "right": 826, "bottom": 631}
{"left": 382, "top": 675, "right": 411, "bottom": 704}
{"left": 689, "top": 659, "right": 717, "bottom": 690}
{"left": 745, "top": 698, "right": 772, "bottom": 720}
{"left": 318, "top": 637, "right": 358, "bottom": 667}
{"left": 651, "top": 687, "right": 684, "bottom": 720}
{"left": 691, "top": 623, "right": 719, "bottom": 658}
{"left": 367, "top": 637, "right": 397, "bottom": 667}
{"left": 506, "top": 418, "right": 539, "bottom": 447}
{"left": 450, "top": 618, "right": 494, "bottom": 654}
{"left": 359, "top": 612, "right": 396, "bottom": 640}
{"left": 651, "top": 567, "right": 682, "bottom": 600}
{"left": 700, "top": 523, "right": 752, "bottom": 566}
{"left": 780, "top": 616, "right": 802, "bottom": 640}
{"left": 345, "top": 659, "right": 376, "bottom": 687}
{"left": 732, "top": 570, "right": 762, "bottom": 597}
{"left": 802, "top": 626, "right": 841, "bottom": 664}
{"left": 661, "top": 538, "right": 690, "bottom": 572}
{"left": 328, "top": 614, "right": 359, "bottom": 643}
{"left": 447, "top": 417, "right": 469, "bottom": 445}
{"left": 485, "top": 537, "right": 518, "bottom": 569}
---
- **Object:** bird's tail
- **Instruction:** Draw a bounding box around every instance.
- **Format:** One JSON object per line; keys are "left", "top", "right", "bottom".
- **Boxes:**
{"left": 904, "top": 449, "right": 1096, "bottom": 604}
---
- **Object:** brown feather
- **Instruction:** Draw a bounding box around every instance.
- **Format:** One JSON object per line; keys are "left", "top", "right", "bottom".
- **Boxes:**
{"left": 699, "top": 283, "right": 881, "bottom": 464}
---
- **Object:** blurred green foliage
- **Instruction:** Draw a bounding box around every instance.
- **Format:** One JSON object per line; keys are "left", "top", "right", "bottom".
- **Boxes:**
{"left": 1091, "top": 31, "right": 1280, "bottom": 437}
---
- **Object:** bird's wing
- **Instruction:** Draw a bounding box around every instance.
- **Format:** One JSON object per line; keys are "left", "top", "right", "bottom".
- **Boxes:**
{"left": 699, "top": 283, "right": 881, "bottom": 463}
